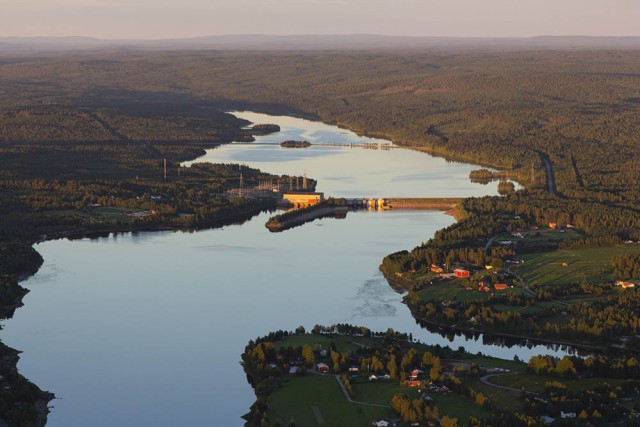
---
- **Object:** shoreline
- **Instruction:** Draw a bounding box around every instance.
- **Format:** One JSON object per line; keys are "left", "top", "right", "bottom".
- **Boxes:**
{"left": 409, "top": 307, "right": 607, "bottom": 355}
{"left": 37, "top": 201, "right": 272, "bottom": 243}
{"left": 381, "top": 272, "right": 611, "bottom": 355}
{"left": 0, "top": 341, "right": 55, "bottom": 426}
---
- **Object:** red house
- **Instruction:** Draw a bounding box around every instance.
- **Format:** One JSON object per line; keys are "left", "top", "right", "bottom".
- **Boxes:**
{"left": 494, "top": 284, "right": 508, "bottom": 290}
{"left": 316, "top": 363, "right": 330, "bottom": 373}
{"left": 454, "top": 268, "right": 470, "bottom": 278}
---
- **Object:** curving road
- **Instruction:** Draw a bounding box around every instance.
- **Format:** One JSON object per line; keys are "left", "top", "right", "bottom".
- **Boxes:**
{"left": 479, "top": 373, "right": 540, "bottom": 396}
{"left": 484, "top": 235, "right": 500, "bottom": 252}
{"left": 333, "top": 375, "right": 391, "bottom": 408}
{"left": 308, "top": 367, "right": 391, "bottom": 408}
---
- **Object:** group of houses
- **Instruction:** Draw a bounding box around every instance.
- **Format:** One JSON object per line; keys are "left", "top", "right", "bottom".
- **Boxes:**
{"left": 616, "top": 280, "right": 636, "bottom": 289}
{"left": 371, "top": 419, "right": 397, "bottom": 427}
{"left": 467, "top": 280, "right": 511, "bottom": 292}
{"left": 431, "top": 265, "right": 472, "bottom": 278}
{"left": 368, "top": 373, "right": 391, "bottom": 382}
{"left": 539, "top": 411, "right": 578, "bottom": 425}
{"left": 405, "top": 369, "right": 425, "bottom": 387}
{"left": 430, "top": 264, "right": 516, "bottom": 292}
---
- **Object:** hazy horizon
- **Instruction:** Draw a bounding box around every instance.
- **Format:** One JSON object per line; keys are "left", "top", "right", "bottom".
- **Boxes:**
{"left": 3, "top": 33, "right": 640, "bottom": 42}
{"left": 1, "top": 0, "right": 638, "bottom": 39}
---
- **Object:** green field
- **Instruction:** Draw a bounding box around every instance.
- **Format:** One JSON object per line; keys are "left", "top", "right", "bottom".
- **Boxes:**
{"left": 268, "top": 375, "right": 393, "bottom": 427}
{"left": 470, "top": 381, "right": 523, "bottom": 413}
{"left": 269, "top": 374, "right": 488, "bottom": 426}
{"left": 270, "top": 334, "right": 495, "bottom": 425}
{"left": 513, "top": 245, "right": 640, "bottom": 287}
{"left": 501, "top": 229, "right": 583, "bottom": 247}
{"left": 456, "top": 356, "right": 528, "bottom": 373}
{"left": 488, "top": 372, "right": 633, "bottom": 394}
{"left": 416, "top": 278, "right": 529, "bottom": 303}
{"left": 352, "top": 381, "right": 416, "bottom": 406}
{"left": 416, "top": 280, "right": 490, "bottom": 302}
{"left": 431, "top": 393, "right": 491, "bottom": 424}
{"left": 276, "top": 334, "right": 372, "bottom": 353}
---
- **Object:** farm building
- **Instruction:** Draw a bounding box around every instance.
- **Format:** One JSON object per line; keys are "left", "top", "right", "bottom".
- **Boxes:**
{"left": 431, "top": 264, "right": 444, "bottom": 273}
{"left": 454, "top": 268, "right": 470, "bottom": 278}
{"left": 616, "top": 280, "right": 636, "bottom": 289}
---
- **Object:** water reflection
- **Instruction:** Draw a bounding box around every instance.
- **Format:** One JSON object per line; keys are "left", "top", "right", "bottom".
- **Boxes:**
{"left": 414, "top": 318, "right": 591, "bottom": 357}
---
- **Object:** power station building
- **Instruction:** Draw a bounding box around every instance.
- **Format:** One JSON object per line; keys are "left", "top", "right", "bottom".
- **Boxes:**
{"left": 282, "top": 192, "right": 324, "bottom": 207}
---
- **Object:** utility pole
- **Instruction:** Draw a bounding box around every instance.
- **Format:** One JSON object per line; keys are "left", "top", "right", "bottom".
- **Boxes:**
{"left": 531, "top": 164, "right": 536, "bottom": 184}
{"left": 163, "top": 159, "right": 167, "bottom": 180}
{"left": 303, "top": 172, "right": 308, "bottom": 190}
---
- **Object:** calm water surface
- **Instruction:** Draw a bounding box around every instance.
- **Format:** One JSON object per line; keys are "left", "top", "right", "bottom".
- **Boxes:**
{"left": 184, "top": 111, "right": 510, "bottom": 198}
{"left": 3, "top": 112, "right": 554, "bottom": 427}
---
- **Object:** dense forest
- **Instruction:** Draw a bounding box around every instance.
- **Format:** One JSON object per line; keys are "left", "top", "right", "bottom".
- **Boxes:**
{"left": 1, "top": 49, "right": 638, "bottom": 204}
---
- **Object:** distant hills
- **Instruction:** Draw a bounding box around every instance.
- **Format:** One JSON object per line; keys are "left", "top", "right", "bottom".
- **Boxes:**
{"left": 2, "top": 34, "right": 640, "bottom": 52}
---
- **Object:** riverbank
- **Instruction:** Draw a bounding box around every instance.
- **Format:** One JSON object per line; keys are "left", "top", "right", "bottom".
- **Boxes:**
{"left": 408, "top": 304, "right": 606, "bottom": 355}
{"left": 379, "top": 173, "right": 640, "bottom": 352}
{"left": 379, "top": 271, "right": 602, "bottom": 354}
{"left": 0, "top": 341, "right": 54, "bottom": 426}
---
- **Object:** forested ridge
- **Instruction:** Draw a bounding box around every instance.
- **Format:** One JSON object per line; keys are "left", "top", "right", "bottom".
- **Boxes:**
{"left": 1, "top": 50, "right": 638, "bottom": 207}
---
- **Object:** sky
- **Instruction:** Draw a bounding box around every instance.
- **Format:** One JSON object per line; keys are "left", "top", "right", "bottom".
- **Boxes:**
{"left": 1, "top": 0, "right": 638, "bottom": 39}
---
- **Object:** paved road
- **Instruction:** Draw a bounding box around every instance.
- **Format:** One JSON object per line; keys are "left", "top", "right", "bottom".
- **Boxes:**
{"left": 507, "top": 269, "right": 569, "bottom": 306}
{"left": 308, "top": 367, "right": 391, "bottom": 408}
{"left": 506, "top": 269, "right": 536, "bottom": 296}
{"left": 333, "top": 375, "right": 391, "bottom": 408}
{"left": 540, "top": 154, "right": 556, "bottom": 195}
{"left": 484, "top": 235, "right": 500, "bottom": 251}
{"left": 479, "top": 373, "right": 540, "bottom": 396}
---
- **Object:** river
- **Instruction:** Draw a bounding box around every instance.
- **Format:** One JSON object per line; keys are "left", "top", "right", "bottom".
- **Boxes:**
{"left": 2, "top": 111, "right": 564, "bottom": 427}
